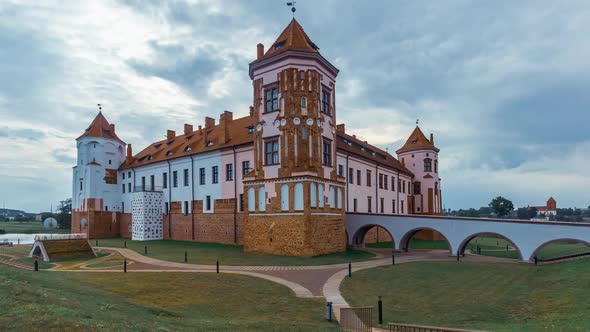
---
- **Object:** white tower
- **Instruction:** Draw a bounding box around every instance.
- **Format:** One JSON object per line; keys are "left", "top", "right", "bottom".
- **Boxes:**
{"left": 72, "top": 111, "right": 126, "bottom": 213}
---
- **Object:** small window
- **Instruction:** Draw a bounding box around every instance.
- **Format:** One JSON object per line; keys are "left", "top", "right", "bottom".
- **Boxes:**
{"left": 424, "top": 158, "right": 432, "bottom": 172}
{"left": 163, "top": 172, "right": 168, "bottom": 189}
{"left": 206, "top": 196, "right": 211, "bottom": 211}
{"left": 299, "top": 70, "right": 305, "bottom": 80}
{"left": 368, "top": 197, "right": 372, "bottom": 213}
{"left": 199, "top": 168, "right": 205, "bottom": 185}
{"left": 265, "top": 140, "right": 279, "bottom": 165}
{"left": 147, "top": 155, "right": 153, "bottom": 160}
{"left": 122, "top": 173, "right": 125, "bottom": 180}
{"left": 348, "top": 168, "right": 353, "bottom": 184}
{"left": 184, "top": 201, "right": 189, "bottom": 215}
{"left": 122, "top": 183, "right": 125, "bottom": 194}
{"left": 338, "top": 164, "right": 344, "bottom": 176}
{"left": 165, "top": 202, "right": 169, "bottom": 214}
{"left": 212, "top": 166, "right": 219, "bottom": 184}
{"left": 172, "top": 171, "right": 178, "bottom": 188}
{"left": 321, "top": 88, "right": 331, "bottom": 115}
{"left": 183, "top": 169, "right": 189, "bottom": 187}
{"left": 247, "top": 126, "right": 254, "bottom": 134}
{"left": 301, "top": 126, "right": 307, "bottom": 141}
{"left": 366, "top": 170, "right": 372, "bottom": 187}
{"left": 265, "top": 87, "right": 279, "bottom": 113}
{"left": 322, "top": 140, "right": 332, "bottom": 166}
{"left": 301, "top": 97, "right": 307, "bottom": 108}
{"left": 184, "top": 146, "right": 192, "bottom": 152}
{"left": 206, "top": 141, "right": 214, "bottom": 147}
{"left": 109, "top": 160, "right": 112, "bottom": 165}
{"left": 242, "top": 161, "right": 251, "bottom": 175}
{"left": 166, "top": 151, "right": 173, "bottom": 156}
{"left": 226, "top": 163, "right": 233, "bottom": 181}
{"left": 353, "top": 198, "right": 357, "bottom": 212}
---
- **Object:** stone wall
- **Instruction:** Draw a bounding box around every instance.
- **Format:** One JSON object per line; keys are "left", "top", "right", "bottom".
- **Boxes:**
{"left": 72, "top": 210, "right": 125, "bottom": 239}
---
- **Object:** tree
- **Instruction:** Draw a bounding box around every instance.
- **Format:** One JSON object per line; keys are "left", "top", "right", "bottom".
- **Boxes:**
{"left": 488, "top": 196, "right": 514, "bottom": 218}
{"left": 516, "top": 207, "right": 529, "bottom": 220}
{"left": 527, "top": 207, "right": 538, "bottom": 219}
{"left": 56, "top": 198, "right": 72, "bottom": 229}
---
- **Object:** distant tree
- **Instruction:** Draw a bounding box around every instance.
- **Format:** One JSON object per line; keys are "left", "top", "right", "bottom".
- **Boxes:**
{"left": 527, "top": 207, "right": 538, "bottom": 219}
{"left": 56, "top": 198, "right": 72, "bottom": 229}
{"left": 478, "top": 207, "right": 493, "bottom": 217}
{"left": 489, "top": 196, "right": 514, "bottom": 218}
{"left": 516, "top": 207, "right": 529, "bottom": 220}
{"left": 40, "top": 212, "right": 55, "bottom": 221}
{"left": 456, "top": 208, "right": 480, "bottom": 218}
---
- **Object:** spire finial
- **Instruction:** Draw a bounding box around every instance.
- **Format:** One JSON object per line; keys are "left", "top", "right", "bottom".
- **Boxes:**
{"left": 97, "top": 103, "right": 102, "bottom": 112}
{"left": 416, "top": 118, "right": 419, "bottom": 126}
{"left": 287, "top": 1, "right": 296, "bottom": 18}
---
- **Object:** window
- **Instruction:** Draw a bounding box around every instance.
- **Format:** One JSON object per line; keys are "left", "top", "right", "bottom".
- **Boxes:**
{"left": 435, "top": 182, "right": 438, "bottom": 194}
{"left": 321, "top": 88, "right": 331, "bottom": 115}
{"left": 128, "top": 183, "right": 131, "bottom": 192}
{"left": 357, "top": 170, "right": 361, "bottom": 185}
{"left": 79, "top": 181, "right": 83, "bottom": 191}
{"left": 379, "top": 174, "right": 383, "bottom": 189}
{"left": 248, "top": 188, "right": 255, "bottom": 211}
{"left": 299, "top": 70, "right": 305, "bottom": 80}
{"left": 281, "top": 184, "right": 289, "bottom": 211}
{"left": 322, "top": 140, "right": 332, "bottom": 166}
{"left": 206, "top": 196, "right": 211, "bottom": 211}
{"left": 301, "top": 97, "right": 307, "bottom": 108}
{"left": 401, "top": 200, "right": 405, "bottom": 214}
{"left": 434, "top": 160, "right": 438, "bottom": 173}
{"left": 414, "top": 182, "right": 421, "bottom": 195}
{"left": 338, "top": 164, "right": 344, "bottom": 176}
{"left": 247, "top": 126, "right": 254, "bottom": 134}
{"left": 122, "top": 173, "right": 125, "bottom": 180}
{"left": 295, "top": 183, "right": 303, "bottom": 210}
{"left": 391, "top": 177, "right": 395, "bottom": 191}
{"left": 199, "top": 168, "right": 205, "bottom": 185}
{"left": 353, "top": 198, "right": 358, "bottom": 212}
{"left": 183, "top": 169, "right": 189, "bottom": 186}
{"left": 226, "top": 163, "right": 233, "bottom": 181}
{"left": 424, "top": 158, "right": 432, "bottom": 172}
{"left": 109, "top": 159, "right": 112, "bottom": 165}
{"left": 122, "top": 202, "right": 124, "bottom": 213}
{"left": 384, "top": 175, "right": 388, "bottom": 190}
{"left": 392, "top": 200, "right": 396, "bottom": 214}
{"left": 403, "top": 181, "right": 406, "bottom": 193}
{"left": 239, "top": 194, "right": 244, "bottom": 212}
{"left": 122, "top": 183, "right": 125, "bottom": 193}
{"left": 212, "top": 166, "right": 219, "bottom": 184}
{"left": 301, "top": 126, "right": 307, "bottom": 140}
{"left": 141, "top": 176, "right": 146, "bottom": 191}
{"left": 105, "top": 206, "right": 108, "bottom": 211}
{"left": 258, "top": 187, "right": 266, "bottom": 211}
{"left": 366, "top": 170, "right": 372, "bottom": 187}
{"left": 380, "top": 198, "right": 384, "bottom": 213}
{"left": 265, "top": 140, "right": 279, "bottom": 165}
{"left": 398, "top": 179, "right": 401, "bottom": 192}
{"left": 242, "top": 161, "right": 250, "bottom": 175}
{"left": 150, "top": 175, "right": 155, "bottom": 190}
{"left": 368, "top": 196, "right": 372, "bottom": 213}
{"left": 165, "top": 202, "right": 169, "bottom": 214}
{"left": 128, "top": 171, "right": 131, "bottom": 178}
{"left": 348, "top": 168, "right": 353, "bottom": 184}
{"left": 265, "top": 87, "right": 279, "bottom": 112}
{"left": 172, "top": 171, "right": 178, "bottom": 188}
{"left": 184, "top": 201, "right": 189, "bottom": 215}
{"left": 163, "top": 172, "right": 168, "bottom": 189}
{"left": 310, "top": 183, "right": 317, "bottom": 207}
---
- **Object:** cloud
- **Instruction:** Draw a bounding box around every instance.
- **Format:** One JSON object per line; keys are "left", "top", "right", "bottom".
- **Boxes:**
{"left": 0, "top": 0, "right": 588, "bottom": 212}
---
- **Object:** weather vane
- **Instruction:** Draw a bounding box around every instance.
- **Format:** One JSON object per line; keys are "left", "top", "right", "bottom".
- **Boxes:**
{"left": 97, "top": 103, "right": 102, "bottom": 111}
{"left": 416, "top": 118, "right": 419, "bottom": 126}
{"left": 287, "top": 1, "right": 296, "bottom": 18}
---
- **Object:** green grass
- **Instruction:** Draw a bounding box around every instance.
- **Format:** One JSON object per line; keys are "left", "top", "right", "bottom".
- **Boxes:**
{"left": 97, "top": 238, "right": 375, "bottom": 266}
{"left": 0, "top": 221, "right": 68, "bottom": 234}
{"left": 366, "top": 239, "right": 450, "bottom": 250}
{"left": 341, "top": 260, "right": 590, "bottom": 331}
{"left": 0, "top": 265, "right": 340, "bottom": 331}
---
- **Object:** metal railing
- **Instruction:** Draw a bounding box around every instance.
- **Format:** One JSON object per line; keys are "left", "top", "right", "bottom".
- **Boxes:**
{"left": 340, "top": 306, "right": 373, "bottom": 332}
{"left": 133, "top": 185, "right": 163, "bottom": 193}
{"left": 34, "top": 233, "right": 87, "bottom": 241}
{"left": 388, "top": 322, "right": 487, "bottom": 332}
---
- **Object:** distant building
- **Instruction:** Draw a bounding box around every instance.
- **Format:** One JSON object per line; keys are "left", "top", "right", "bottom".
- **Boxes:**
{"left": 35, "top": 214, "right": 43, "bottom": 222}
{"left": 530, "top": 197, "right": 557, "bottom": 220}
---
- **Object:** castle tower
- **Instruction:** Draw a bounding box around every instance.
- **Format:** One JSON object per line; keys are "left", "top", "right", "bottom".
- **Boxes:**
{"left": 243, "top": 19, "right": 346, "bottom": 256}
{"left": 396, "top": 126, "right": 442, "bottom": 215}
{"left": 72, "top": 111, "right": 126, "bottom": 213}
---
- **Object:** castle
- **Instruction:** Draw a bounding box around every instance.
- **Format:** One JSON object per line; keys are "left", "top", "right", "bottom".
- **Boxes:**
{"left": 71, "top": 19, "right": 442, "bottom": 256}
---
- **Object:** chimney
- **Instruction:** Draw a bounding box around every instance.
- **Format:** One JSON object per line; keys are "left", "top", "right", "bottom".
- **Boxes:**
{"left": 198, "top": 125, "right": 202, "bottom": 134}
{"left": 126, "top": 144, "right": 132, "bottom": 162}
{"left": 257, "top": 43, "right": 264, "bottom": 59}
{"left": 184, "top": 124, "right": 193, "bottom": 135}
{"left": 430, "top": 133, "right": 434, "bottom": 145}
{"left": 167, "top": 130, "right": 176, "bottom": 140}
{"left": 219, "top": 111, "right": 233, "bottom": 143}
{"left": 110, "top": 124, "right": 115, "bottom": 133}
{"left": 336, "top": 124, "right": 345, "bottom": 133}
{"left": 205, "top": 117, "right": 215, "bottom": 129}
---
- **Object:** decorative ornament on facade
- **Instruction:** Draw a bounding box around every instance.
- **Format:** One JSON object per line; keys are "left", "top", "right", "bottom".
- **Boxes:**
{"left": 256, "top": 124, "right": 263, "bottom": 132}
{"left": 280, "top": 119, "right": 287, "bottom": 126}
{"left": 293, "top": 117, "right": 301, "bottom": 125}
{"left": 317, "top": 119, "right": 321, "bottom": 127}
{"left": 306, "top": 118, "right": 314, "bottom": 126}
{"left": 274, "top": 120, "right": 280, "bottom": 127}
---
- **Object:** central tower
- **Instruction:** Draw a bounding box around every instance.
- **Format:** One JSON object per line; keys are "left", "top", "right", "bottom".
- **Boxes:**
{"left": 243, "top": 19, "right": 346, "bottom": 256}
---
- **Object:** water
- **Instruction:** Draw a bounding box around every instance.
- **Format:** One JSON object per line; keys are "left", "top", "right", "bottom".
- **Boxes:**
{"left": 0, "top": 234, "right": 57, "bottom": 245}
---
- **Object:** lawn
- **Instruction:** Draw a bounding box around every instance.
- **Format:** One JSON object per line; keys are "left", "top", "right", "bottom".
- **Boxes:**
{"left": 341, "top": 259, "right": 590, "bottom": 331}
{"left": 0, "top": 221, "right": 68, "bottom": 234}
{"left": 97, "top": 238, "right": 376, "bottom": 266}
{"left": 0, "top": 265, "right": 340, "bottom": 331}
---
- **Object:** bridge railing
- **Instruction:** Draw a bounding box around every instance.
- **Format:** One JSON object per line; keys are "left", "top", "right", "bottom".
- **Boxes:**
{"left": 388, "top": 322, "right": 487, "bottom": 332}
{"left": 340, "top": 306, "right": 373, "bottom": 332}
{"left": 34, "top": 233, "right": 87, "bottom": 241}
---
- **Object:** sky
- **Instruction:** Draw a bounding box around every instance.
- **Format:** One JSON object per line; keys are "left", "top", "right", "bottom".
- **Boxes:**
{"left": 0, "top": 0, "right": 589, "bottom": 213}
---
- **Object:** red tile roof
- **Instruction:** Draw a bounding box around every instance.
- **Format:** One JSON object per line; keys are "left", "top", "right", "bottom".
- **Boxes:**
{"left": 77, "top": 112, "right": 125, "bottom": 144}
{"left": 396, "top": 126, "right": 438, "bottom": 154}
{"left": 257, "top": 19, "right": 319, "bottom": 61}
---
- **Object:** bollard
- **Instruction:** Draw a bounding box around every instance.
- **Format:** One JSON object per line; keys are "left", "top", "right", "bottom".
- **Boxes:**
{"left": 34, "top": 259, "right": 39, "bottom": 271}
{"left": 506, "top": 245, "right": 509, "bottom": 251}
{"left": 124, "top": 241, "right": 127, "bottom": 248}
{"left": 124, "top": 259, "right": 127, "bottom": 273}
{"left": 145, "top": 246, "right": 147, "bottom": 255}
{"left": 184, "top": 251, "right": 187, "bottom": 263}
{"left": 216, "top": 259, "right": 219, "bottom": 274}
{"left": 96, "top": 239, "right": 98, "bottom": 246}
{"left": 392, "top": 254, "right": 395, "bottom": 266}
{"left": 534, "top": 256, "right": 538, "bottom": 266}
{"left": 18, "top": 238, "right": 20, "bottom": 245}
{"left": 477, "top": 245, "right": 481, "bottom": 255}
{"left": 457, "top": 251, "right": 460, "bottom": 261}
{"left": 378, "top": 296, "right": 383, "bottom": 325}
{"left": 348, "top": 261, "right": 352, "bottom": 277}
{"left": 326, "top": 302, "right": 333, "bottom": 321}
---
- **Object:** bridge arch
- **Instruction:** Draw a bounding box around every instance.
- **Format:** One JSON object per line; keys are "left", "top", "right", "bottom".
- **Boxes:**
{"left": 457, "top": 232, "right": 523, "bottom": 260}
{"left": 399, "top": 227, "right": 453, "bottom": 255}
{"left": 528, "top": 238, "right": 590, "bottom": 262}
{"left": 351, "top": 224, "right": 396, "bottom": 249}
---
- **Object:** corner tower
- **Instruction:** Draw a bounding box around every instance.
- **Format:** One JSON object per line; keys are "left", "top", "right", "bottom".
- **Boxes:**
{"left": 396, "top": 126, "right": 442, "bottom": 215}
{"left": 243, "top": 19, "right": 346, "bottom": 256}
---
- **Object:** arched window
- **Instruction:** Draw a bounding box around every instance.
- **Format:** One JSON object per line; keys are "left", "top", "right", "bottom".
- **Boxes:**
{"left": 258, "top": 187, "right": 266, "bottom": 211}
{"left": 329, "top": 186, "right": 335, "bottom": 207}
{"left": 301, "top": 97, "right": 307, "bottom": 108}
{"left": 318, "top": 184, "right": 325, "bottom": 208}
{"left": 281, "top": 184, "right": 289, "bottom": 211}
{"left": 337, "top": 188, "right": 342, "bottom": 209}
{"left": 294, "top": 183, "right": 303, "bottom": 210}
{"left": 424, "top": 158, "right": 432, "bottom": 172}
{"left": 310, "top": 183, "right": 317, "bottom": 207}
{"left": 248, "top": 187, "right": 255, "bottom": 211}
{"left": 301, "top": 126, "right": 307, "bottom": 141}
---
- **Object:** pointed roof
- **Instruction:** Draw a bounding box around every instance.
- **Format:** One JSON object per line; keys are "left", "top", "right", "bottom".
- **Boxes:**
{"left": 77, "top": 112, "right": 125, "bottom": 144}
{"left": 396, "top": 126, "right": 439, "bottom": 154}
{"left": 259, "top": 18, "right": 320, "bottom": 61}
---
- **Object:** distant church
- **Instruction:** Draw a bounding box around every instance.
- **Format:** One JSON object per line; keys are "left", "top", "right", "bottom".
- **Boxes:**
{"left": 71, "top": 19, "right": 442, "bottom": 256}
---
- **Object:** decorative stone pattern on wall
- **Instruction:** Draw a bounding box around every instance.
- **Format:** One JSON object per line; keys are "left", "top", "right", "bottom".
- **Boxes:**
{"left": 131, "top": 191, "right": 163, "bottom": 241}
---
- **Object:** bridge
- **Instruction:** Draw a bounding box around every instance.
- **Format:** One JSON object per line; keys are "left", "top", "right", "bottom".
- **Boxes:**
{"left": 345, "top": 213, "right": 590, "bottom": 263}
